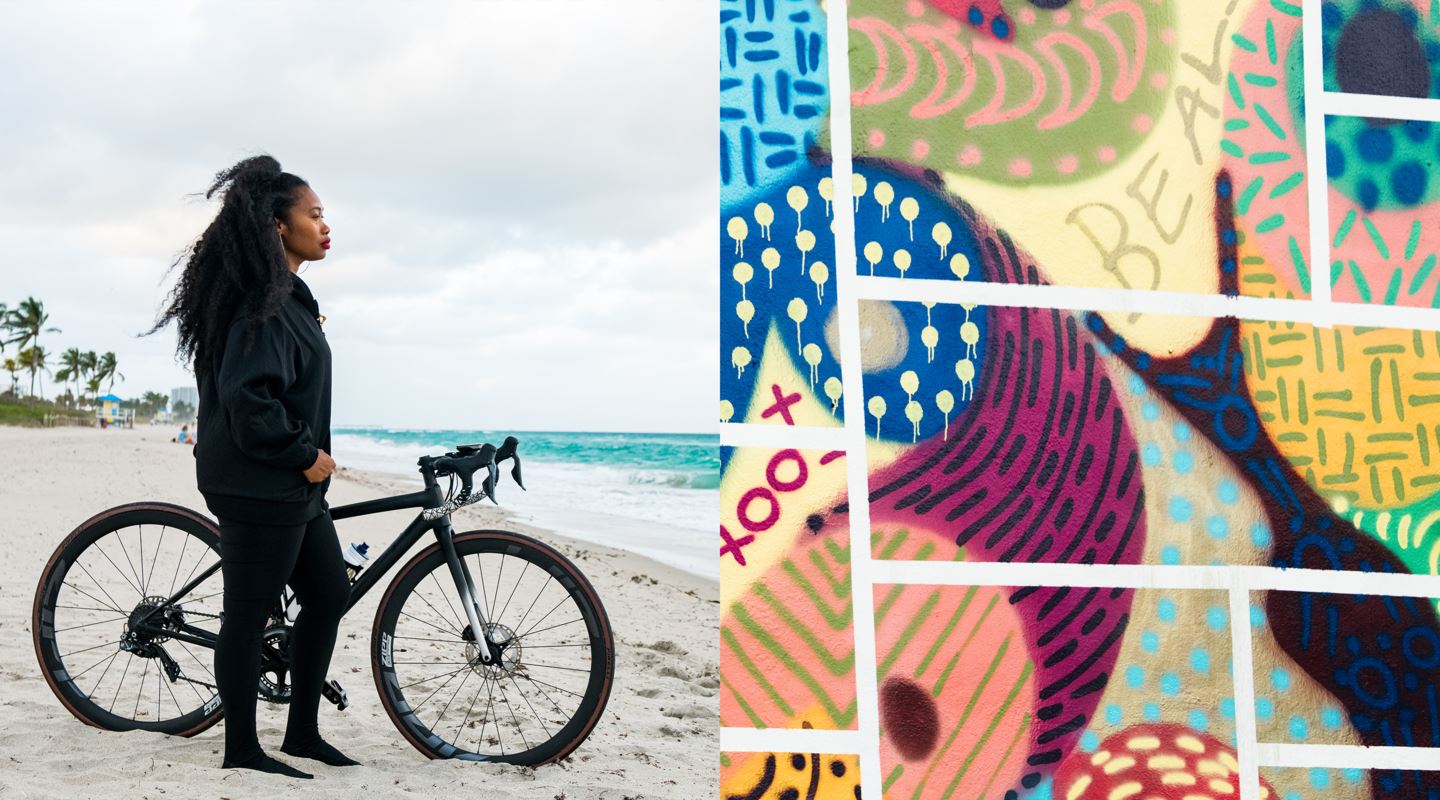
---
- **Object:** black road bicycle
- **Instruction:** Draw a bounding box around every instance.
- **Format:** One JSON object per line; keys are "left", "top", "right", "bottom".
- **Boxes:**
{"left": 32, "top": 436, "right": 614, "bottom": 764}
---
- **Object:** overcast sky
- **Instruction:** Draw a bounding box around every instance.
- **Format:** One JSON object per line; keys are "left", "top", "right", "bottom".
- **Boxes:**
{"left": 0, "top": 1, "right": 716, "bottom": 433}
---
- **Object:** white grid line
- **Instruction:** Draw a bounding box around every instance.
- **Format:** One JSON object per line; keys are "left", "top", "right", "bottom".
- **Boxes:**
{"left": 1302, "top": 0, "right": 1333, "bottom": 314}
{"left": 720, "top": 727, "right": 863, "bottom": 755}
{"left": 1230, "top": 585, "right": 1264, "bottom": 800}
{"left": 1258, "top": 742, "right": 1440, "bottom": 771}
{"left": 825, "top": 0, "right": 885, "bottom": 794}
{"left": 718, "top": 423, "right": 847, "bottom": 450}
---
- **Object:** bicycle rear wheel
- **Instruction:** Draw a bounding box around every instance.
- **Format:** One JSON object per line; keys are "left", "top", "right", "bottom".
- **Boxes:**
{"left": 32, "top": 502, "right": 225, "bottom": 735}
{"left": 372, "top": 529, "right": 614, "bottom": 764}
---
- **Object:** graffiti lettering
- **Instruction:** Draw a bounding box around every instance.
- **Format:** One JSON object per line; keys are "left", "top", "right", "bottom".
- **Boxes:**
{"left": 1065, "top": 203, "right": 1162, "bottom": 297}
{"left": 1174, "top": 85, "right": 1220, "bottom": 167}
{"left": 1126, "top": 154, "right": 1193, "bottom": 246}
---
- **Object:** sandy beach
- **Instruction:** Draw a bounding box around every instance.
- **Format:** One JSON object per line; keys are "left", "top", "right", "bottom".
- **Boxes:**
{"left": 0, "top": 424, "right": 717, "bottom": 799}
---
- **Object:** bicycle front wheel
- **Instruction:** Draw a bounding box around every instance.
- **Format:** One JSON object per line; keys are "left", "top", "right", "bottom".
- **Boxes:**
{"left": 372, "top": 529, "right": 614, "bottom": 764}
{"left": 32, "top": 502, "right": 225, "bottom": 736}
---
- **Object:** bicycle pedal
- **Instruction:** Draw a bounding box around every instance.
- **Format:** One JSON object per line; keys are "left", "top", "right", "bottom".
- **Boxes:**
{"left": 322, "top": 678, "right": 349, "bottom": 711}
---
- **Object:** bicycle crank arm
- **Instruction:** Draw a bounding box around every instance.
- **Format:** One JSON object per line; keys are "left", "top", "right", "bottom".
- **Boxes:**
{"left": 322, "top": 679, "right": 349, "bottom": 711}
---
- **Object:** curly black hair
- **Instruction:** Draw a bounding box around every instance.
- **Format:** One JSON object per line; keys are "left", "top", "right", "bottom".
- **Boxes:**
{"left": 142, "top": 154, "right": 309, "bottom": 377}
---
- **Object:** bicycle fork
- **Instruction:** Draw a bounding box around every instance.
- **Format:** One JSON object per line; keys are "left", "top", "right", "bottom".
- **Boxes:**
{"left": 435, "top": 523, "right": 503, "bottom": 665}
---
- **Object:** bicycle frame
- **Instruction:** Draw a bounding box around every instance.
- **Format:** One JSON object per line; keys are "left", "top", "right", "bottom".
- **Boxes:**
{"left": 130, "top": 471, "right": 502, "bottom": 663}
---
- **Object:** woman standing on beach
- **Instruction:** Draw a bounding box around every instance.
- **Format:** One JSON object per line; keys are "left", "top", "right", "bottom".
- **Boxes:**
{"left": 145, "top": 155, "right": 355, "bottom": 778}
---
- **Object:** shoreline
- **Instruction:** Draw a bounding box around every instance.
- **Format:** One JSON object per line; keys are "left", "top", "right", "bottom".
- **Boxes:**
{"left": 333, "top": 460, "right": 717, "bottom": 595}
{"left": 0, "top": 424, "right": 718, "bottom": 799}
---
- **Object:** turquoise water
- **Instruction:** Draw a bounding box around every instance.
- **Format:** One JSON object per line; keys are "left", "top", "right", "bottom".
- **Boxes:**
{"left": 331, "top": 429, "right": 719, "bottom": 576}
{"left": 332, "top": 427, "right": 720, "bottom": 489}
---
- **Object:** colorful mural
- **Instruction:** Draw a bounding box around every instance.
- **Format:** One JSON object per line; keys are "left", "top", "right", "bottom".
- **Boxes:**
{"left": 719, "top": 0, "right": 1440, "bottom": 798}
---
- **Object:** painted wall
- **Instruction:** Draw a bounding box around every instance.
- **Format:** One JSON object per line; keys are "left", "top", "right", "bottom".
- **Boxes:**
{"left": 720, "top": 1, "right": 1440, "bottom": 799}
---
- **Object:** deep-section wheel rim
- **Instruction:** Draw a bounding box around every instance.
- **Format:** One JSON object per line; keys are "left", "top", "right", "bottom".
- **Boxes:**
{"left": 372, "top": 530, "right": 614, "bottom": 764}
{"left": 33, "top": 503, "right": 224, "bottom": 735}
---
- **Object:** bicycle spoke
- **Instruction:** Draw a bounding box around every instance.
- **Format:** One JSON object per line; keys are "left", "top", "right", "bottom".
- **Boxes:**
{"left": 180, "top": 548, "right": 215, "bottom": 597}
{"left": 54, "top": 615, "right": 130, "bottom": 634}
{"left": 508, "top": 672, "right": 552, "bottom": 740}
{"left": 470, "top": 554, "right": 493, "bottom": 624}
{"left": 72, "top": 559, "right": 130, "bottom": 615}
{"left": 518, "top": 661, "right": 590, "bottom": 674}
{"left": 408, "top": 666, "right": 470, "bottom": 711}
{"left": 399, "top": 664, "right": 472, "bottom": 694}
{"left": 516, "top": 671, "right": 585, "bottom": 701}
{"left": 509, "top": 574, "right": 553, "bottom": 634}
{"left": 392, "top": 634, "right": 468, "bottom": 645}
{"left": 161, "top": 663, "right": 186, "bottom": 717}
{"left": 432, "top": 666, "right": 473, "bottom": 730}
{"left": 518, "top": 616, "right": 585, "bottom": 640}
{"left": 398, "top": 609, "right": 463, "bottom": 640}
{"left": 90, "top": 648, "right": 121, "bottom": 700}
{"left": 455, "top": 672, "right": 487, "bottom": 743}
{"left": 92, "top": 537, "right": 144, "bottom": 601}
{"left": 427, "top": 572, "right": 466, "bottom": 633}
{"left": 496, "top": 676, "right": 530, "bottom": 751}
{"left": 496, "top": 560, "right": 530, "bottom": 625}
{"left": 69, "top": 649, "right": 120, "bottom": 683}
{"left": 175, "top": 640, "right": 217, "bottom": 683}
{"left": 55, "top": 603, "right": 125, "bottom": 614}
{"left": 59, "top": 579, "right": 124, "bottom": 615}
{"left": 133, "top": 658, "right": 150, "bottom": 719}
{"left": 480, "top": 668, "right": 500, "bottom": 755}
{"left": 491, "top": 555, "right": 505, "bottom": 627}
{"left": 60, "top": 639, "right": 122, "bottom": 660}
{"left": 410, "top": 584, "right": 463, "bottom": 636}
{"left": 138, "top": 526, "right": 146, "bottom": 597}
{"left": 169, "top": 532, "right": 190, "bottom": 598}
{"left": 144, "top": 526, "right": 167, "bottom": 598}
{"left": 516, "top": 594, "right": 570, "bottom": 640}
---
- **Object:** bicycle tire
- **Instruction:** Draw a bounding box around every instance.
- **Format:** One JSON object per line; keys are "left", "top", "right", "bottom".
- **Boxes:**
{"left": 32, "top": 501, "right": 225, "bottom": 736}
{"left": 372, "top": 529, "right": 614, "bottom": 764}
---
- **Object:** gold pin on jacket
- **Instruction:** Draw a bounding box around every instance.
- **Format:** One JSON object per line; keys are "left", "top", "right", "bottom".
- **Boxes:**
{"left": 316, "top": 314, "right": 326, "bottom": 327}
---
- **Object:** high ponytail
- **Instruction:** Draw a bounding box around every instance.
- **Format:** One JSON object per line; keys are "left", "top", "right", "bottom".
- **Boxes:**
{"left": 141, "top": 154, "right": 310, "bottom": 377}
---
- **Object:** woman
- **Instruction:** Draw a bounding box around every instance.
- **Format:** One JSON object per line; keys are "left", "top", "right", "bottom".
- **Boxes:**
{"left": 146, "top": 155, "right": 354, "bottom": 778}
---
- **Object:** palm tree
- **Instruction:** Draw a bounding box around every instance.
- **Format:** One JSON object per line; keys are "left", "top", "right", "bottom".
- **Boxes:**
{"left": 142, "top": 390, "right": 169, "bottom": 418}
{"left": 0, "top": 302, "right": 8, "bottom": 354}
{"left": 57, "top": 348, "right": 83, "bottom": 405}
{"left": 3, "top": 297, "right": 61, "bottom": 355}
{"left": 85, "top": 376, "right": 101, "bottom": 406}
{"left": 17, "top": 345, "right": 49, "bottom": 398}
{"left": 97, "top": 351, "right": 124, "bottom": 394}
{"left": 1, "top": 357, "right": 17, "bottom": 396}
{"left": 79, "top": 350, "right": 98, "bottom": 408}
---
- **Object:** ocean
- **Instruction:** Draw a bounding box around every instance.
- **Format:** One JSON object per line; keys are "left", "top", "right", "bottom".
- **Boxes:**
{"left": 332, "top": 428, "right": 719, "bottom": 579}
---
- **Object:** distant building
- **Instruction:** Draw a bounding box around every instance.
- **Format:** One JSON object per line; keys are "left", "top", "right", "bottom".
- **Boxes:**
{"left": 171, "top": 386, "right": 198, "bottom": 410}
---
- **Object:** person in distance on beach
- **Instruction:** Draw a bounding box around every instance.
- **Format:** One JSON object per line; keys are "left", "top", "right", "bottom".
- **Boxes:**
{"left": 144, "top": 154, "right": 355, "bottom": 778}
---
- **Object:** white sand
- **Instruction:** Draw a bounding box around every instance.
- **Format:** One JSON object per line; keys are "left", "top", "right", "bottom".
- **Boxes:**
{"left": 0, "top": 424, "right": 717, "bottom": 799}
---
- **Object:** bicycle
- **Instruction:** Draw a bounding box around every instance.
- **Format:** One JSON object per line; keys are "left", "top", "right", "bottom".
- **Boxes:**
{"left": 31, "top": 436, "right": 614, "bottom": 765}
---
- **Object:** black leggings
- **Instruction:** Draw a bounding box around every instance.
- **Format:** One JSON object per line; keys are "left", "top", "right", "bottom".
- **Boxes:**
{"left": 214, "top": 511, "right": 349, "bottom": 764}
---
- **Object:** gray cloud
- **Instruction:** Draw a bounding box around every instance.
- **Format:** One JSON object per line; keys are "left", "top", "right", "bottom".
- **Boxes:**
{"left": 0, "top": 0, "right": 716, "bottom": 433}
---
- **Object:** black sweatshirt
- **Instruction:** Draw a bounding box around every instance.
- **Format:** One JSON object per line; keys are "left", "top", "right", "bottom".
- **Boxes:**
{"left": 194, "top": 274, "right": 332, "bottom": 526}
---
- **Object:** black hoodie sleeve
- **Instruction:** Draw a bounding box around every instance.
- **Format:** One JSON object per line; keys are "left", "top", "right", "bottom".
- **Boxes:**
{"left": 217, "top": 317, "right": 319, "bottom": 471}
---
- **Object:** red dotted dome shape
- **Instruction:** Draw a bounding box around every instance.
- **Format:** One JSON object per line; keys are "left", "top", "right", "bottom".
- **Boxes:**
{"left": 1052, "top": 723, "right": 1277, "bottom": 800}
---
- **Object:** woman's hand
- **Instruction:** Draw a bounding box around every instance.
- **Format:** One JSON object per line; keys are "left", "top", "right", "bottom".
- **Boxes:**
{"left": 303, "top": 449, "right": 336, "bottom": 483}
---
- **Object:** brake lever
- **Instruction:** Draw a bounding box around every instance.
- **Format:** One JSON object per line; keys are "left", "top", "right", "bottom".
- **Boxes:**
{"left": 510, "top": 452, "right": 525, "bottom": 491}
{"left": 483, "top": 462, "right": 499, "bottom": 503}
